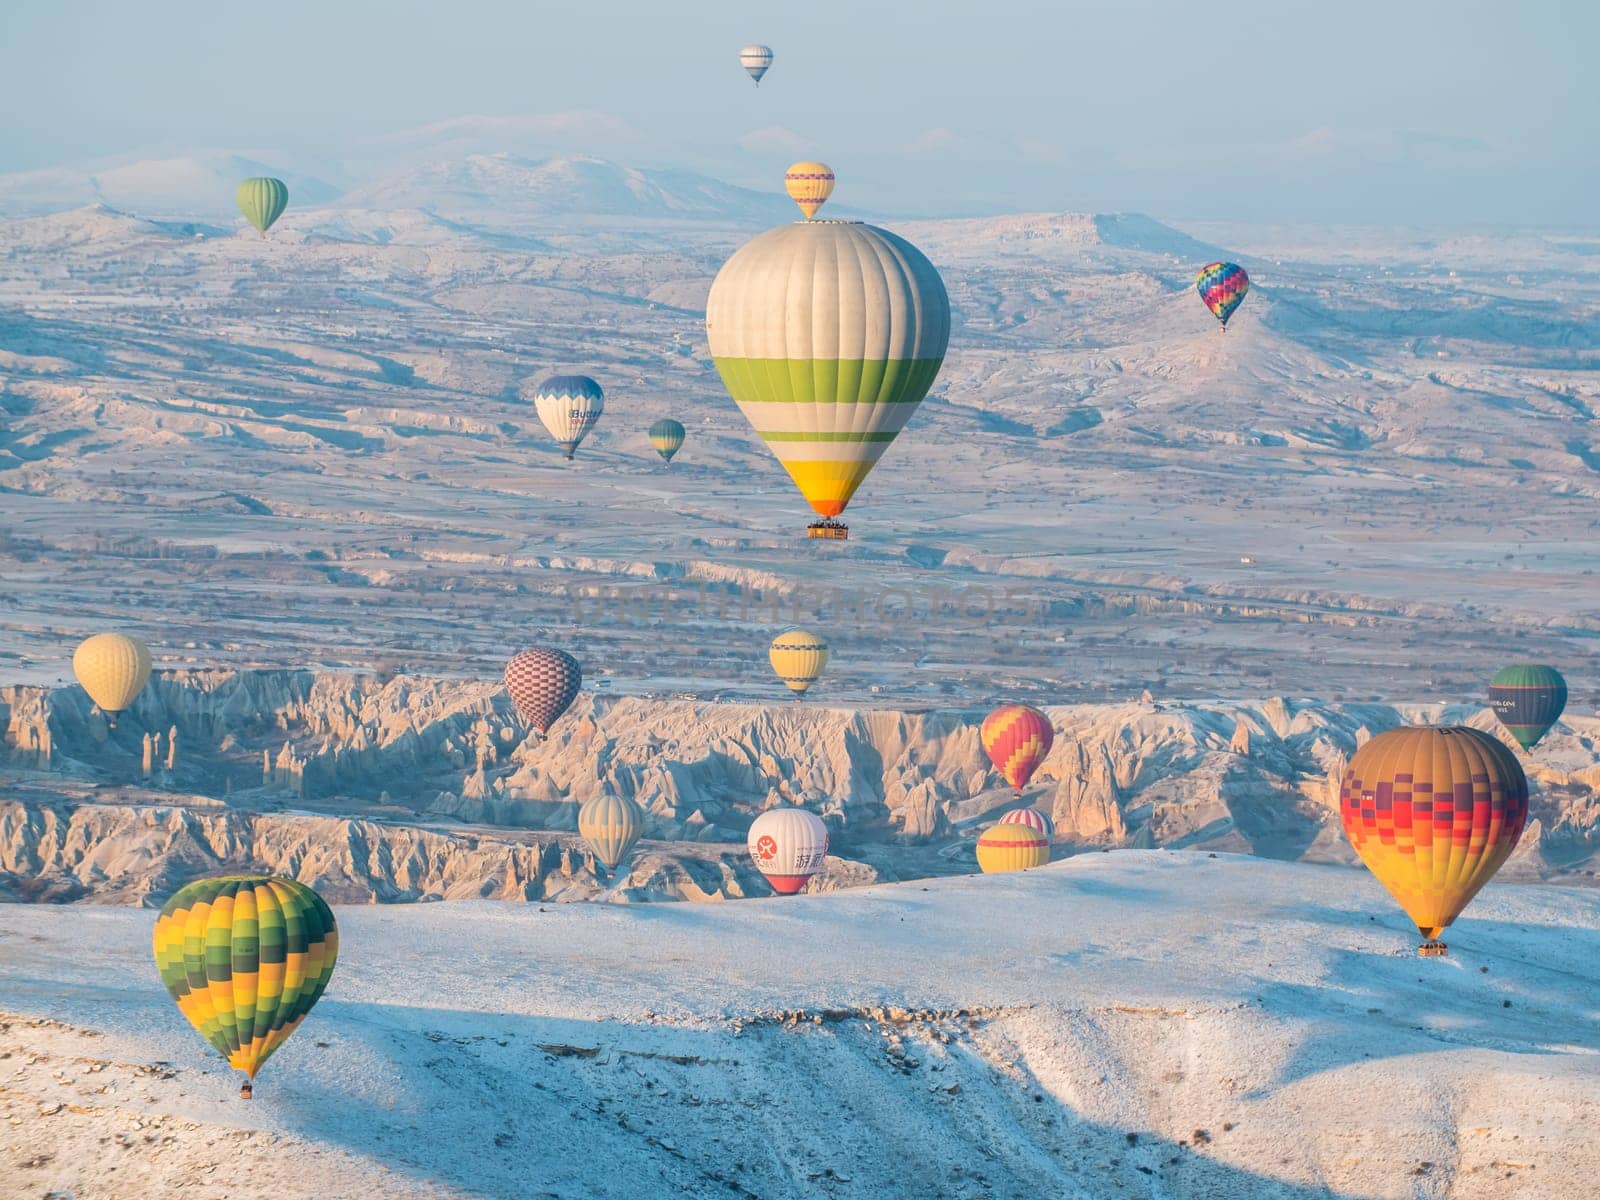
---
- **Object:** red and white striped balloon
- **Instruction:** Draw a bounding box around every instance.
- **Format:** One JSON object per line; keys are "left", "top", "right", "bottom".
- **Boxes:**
{"left": 998, "top": 807, "right": 1054, "bottom": 842}
{"left": 747, "top": 807, "right": 829, "bottom": 895}
{"left": 503, "top": 648, "right": 582, "bottom": 734}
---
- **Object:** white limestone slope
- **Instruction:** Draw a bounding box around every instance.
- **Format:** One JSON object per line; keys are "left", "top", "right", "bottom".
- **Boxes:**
{"left": 1, "top": 852, "right": 1597, "bottom": 1199}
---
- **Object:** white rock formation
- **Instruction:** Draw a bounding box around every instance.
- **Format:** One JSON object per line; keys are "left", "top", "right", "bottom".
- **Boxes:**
{"left": 3, "top": 670, "right": 1597, "bottom": 902}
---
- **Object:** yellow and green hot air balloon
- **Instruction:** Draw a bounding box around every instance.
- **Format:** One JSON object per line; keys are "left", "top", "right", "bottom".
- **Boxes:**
{"left": 153, "top": 875, "right": 338, "bottom": 1098}
{"left": 579, "top": 793, "right": 645, "bottom": 872}
{"left": 72, "top": 632, "right": 152, "bottom": 725}
{"left": 770, "top": 629, "right": 828, "bottom": 697}
{"left": 706, "top": 198, "right": 950, "bottom": 538}
{"left": 648, "top": 418, "right": 686, "bottom": 463}
{"left": 237, "top": 177, "right": 289, "bottom": 237}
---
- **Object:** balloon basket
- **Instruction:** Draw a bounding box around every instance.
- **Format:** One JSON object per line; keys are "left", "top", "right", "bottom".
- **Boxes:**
{"left": 807, "top": 520, "right": 848, "bottom": 540}
{"left": 239, "top": 1079, "right": 254, "bottom": 1100}
{"left": 1417, "top": 940, "right": 1448, "bottom": 958}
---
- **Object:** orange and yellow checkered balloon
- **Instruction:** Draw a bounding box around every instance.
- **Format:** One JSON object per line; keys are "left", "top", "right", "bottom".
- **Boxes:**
{"left": 1340, "top": 726, "right": 1528, "bottom": 946}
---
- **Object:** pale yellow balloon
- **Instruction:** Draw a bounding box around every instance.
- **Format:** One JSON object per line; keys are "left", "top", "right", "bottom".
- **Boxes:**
{"left": 578, "top": 794, "right": 645, "bottom": 870}
{"left": 72, "top": 633, "right": 152, "bottom": 716}
{"left": 769, "top": 630, "right": 828, "bottom": 696}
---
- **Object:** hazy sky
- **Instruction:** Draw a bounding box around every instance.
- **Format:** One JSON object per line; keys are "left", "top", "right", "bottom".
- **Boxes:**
{"left": 2, "top": 0, "right": 1594, "bottom": 225}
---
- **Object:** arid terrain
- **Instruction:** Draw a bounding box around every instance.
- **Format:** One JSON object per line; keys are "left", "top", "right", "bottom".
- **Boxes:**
{"left": 3, "top": 158, "right": 1598, "bottom": 713}
{"left": 5, "top": 154, "right": 1600, "bottom": 1199}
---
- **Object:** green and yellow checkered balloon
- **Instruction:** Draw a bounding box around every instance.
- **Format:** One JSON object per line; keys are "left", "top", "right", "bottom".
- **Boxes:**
{"left": 153, "top": 875, "right": 337, "bottom": 1096}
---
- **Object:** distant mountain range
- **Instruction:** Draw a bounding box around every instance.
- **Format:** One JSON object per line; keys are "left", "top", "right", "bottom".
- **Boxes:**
{"left": 337, "top": 153, "right": 797, "bottom": 224}
{"left": 0, "top": 153, "right": 342, "bottom": 219}
{"left": 0, "top": 150, "right": 797, "bottom": 226}
{"left": 0, "top": 150, "right": 1213, "bottom": 248}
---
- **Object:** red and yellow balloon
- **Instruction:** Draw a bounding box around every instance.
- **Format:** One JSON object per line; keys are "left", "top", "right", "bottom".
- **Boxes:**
{"left": 1339, "top": 725, "right": 1529, "bottom": 955}
{"left": 981, "top": 705, "right": 1054, "bottom": 795}
{"left": 976, "top": 824, "right": 1050, "bottom": 874}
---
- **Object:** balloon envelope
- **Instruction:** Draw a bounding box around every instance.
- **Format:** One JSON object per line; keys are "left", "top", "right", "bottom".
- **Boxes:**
{"left": 1195, "top": 262, "right": 1249, "bottom": 328}
{"left": 1488, "top": 664, "right": 1567, "bottom": 751}
{"left": 531, "top": 375, "right": 604, "bottom": 459}
{"left": 73, "top": 632, "right": 152, "bottom": 716}
{"left": 981, "top": 705, "right": 1054, "bottom": 792}
{"left": 504, "top": 648, "right": 582, "bottom": 734}
{"left": 976, "top": 825, "right": 1050, "bottom": 874}
{"left": 706, "top": 220, "right": 950, "bottom": 522}
{"left": 998, "top": 807, "right": 1054, "bottom": 841}
{"left": 237, "top": 178, "right": 288, "bottom": 234}
{"left": 649, "top": 418, "right": 686, "bottom": 462}
{"left": 784, "top": 161, "right": 835, "bottom": 219}
{"left": 748, "top": 807, "right": 829, "bottom": 894}
{"left": 770, "top": 630, "right": 828, "bottom": 696}
{"left": 739, "top": 44, "right": 773, "bottom": 84}
{"left": 579, "top": 794, "right": 645, "bottom": 870}
{"left": 1340, "top": 725, "right": 1528, "bottom": 941}
{"left": 152, "top": 875, "right": 337, "bottom": 1086}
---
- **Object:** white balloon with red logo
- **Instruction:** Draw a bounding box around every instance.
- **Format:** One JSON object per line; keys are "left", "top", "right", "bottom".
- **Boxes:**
{"left": 747, "top": 807, "right": 829, "bottom": 895}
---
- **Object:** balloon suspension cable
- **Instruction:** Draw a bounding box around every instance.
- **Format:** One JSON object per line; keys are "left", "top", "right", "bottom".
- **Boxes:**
{"left": 1417, "top": 939, "right": 1448, "bottom": 958}
{"left": 239, "top": 1078, "right": 254, "bottom": 1100}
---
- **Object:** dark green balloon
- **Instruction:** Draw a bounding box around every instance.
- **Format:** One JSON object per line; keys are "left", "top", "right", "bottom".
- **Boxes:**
{"left": 1488, "top": 664, "right": 1567, "bottom": 751}
{"left": 649, "top": 418, "right": 686, "bottom": 462}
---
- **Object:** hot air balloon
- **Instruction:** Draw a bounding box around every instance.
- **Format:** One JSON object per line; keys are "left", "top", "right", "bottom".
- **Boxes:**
{"left": 504, "top": 648, "right": 582, "bottom": 734}
{"left": 747, "top": 807, "right": 829, "bottom": 894}
{"left": 706, "top": 218, "right": 950, "bottom": 538}
{"left": 579, "top": 794, "right": 645, "bottom": 872}
{"left": 1195, "top": 262, "right": 1249, "bottom": 331}
{"left": 739, "top": 44, "right": 773, "bottom": 85}
{"left": 770, "top": 630, "right": 828, "bottom": 697}
{"left": 236, "top": 178, "right": 288, "bottom": 237}
{"left": 73, "top": 632, "right": 152, "bottom": 725}
{"left": 784, "top": 162, "right": 835, "bottom": 219}
{"left": 531, "top": 375, "right": 604, "bottom": 459}
{"left": 976, "top": 824, "right": 1050, "bottom": 874}
{"left": 649, "top": 418, "right": 686, "bottom": 463}
{"left": 153, "top": 875, "right": 337, "bottom": 1098}
{"left": 1488, "top": 664, "right": 1567, "bottom": 752}
{"left": 981, "top": 705, "right": 1054, "bottom": 797}
{"left": 998, "top": 807, "right": 1054, "bottom": 842}
{"left": 1340, "top": 725, "right": 1529, "bottom": 956}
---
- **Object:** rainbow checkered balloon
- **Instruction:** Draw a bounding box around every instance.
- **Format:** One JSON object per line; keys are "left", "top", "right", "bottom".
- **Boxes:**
{"left": 1195, "top": 261, "right": 1249, "bottom": 329}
